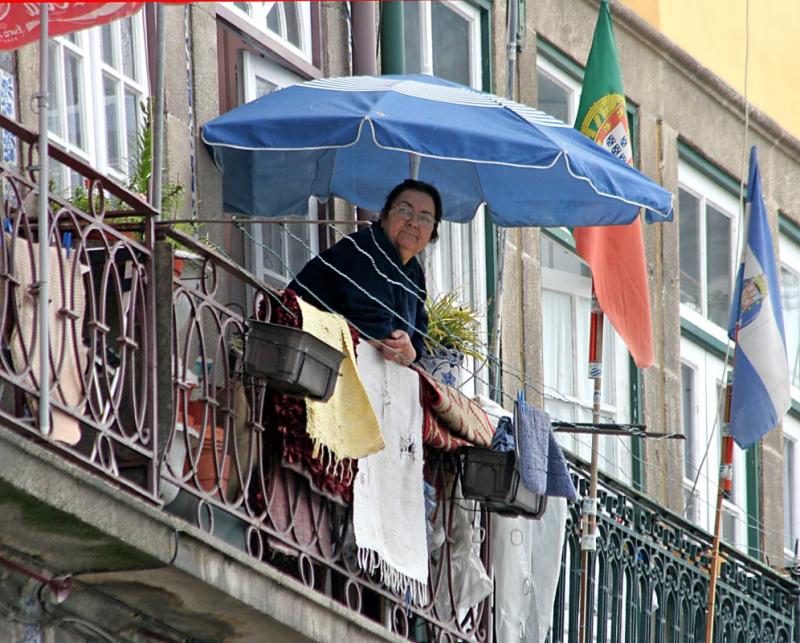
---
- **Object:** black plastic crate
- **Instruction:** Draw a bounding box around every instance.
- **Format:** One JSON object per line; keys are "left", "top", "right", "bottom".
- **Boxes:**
{"left": 243, "top": 320, "right": 345, "bottom": 401}
{"left": 459, "top": 445, "right": 547, "bottom": 519}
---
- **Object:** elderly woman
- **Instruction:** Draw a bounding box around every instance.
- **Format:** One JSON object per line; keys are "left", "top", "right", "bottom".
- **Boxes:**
{"left": 288, "top": 179, "right": 442, "bottom": 365}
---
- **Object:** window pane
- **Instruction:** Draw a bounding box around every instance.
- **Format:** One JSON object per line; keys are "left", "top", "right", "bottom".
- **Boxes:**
{"left": 266, "top": 4, "right": 281, "bottom": 35}
{"left": 46, "top": 43, "right": 61, "bottom": 137}
{"left": 255, "top": 76, "right": 278, "bottom": 99}
{"left": 679, "top": 188, "right": 702, "bottom": 313}
{"left": 537, "top": 72, "right": 571, "bottom": 124}
{"left": 438, "top": 222, "right": 456, "bottom": 293}
{"left": 104, "top": 75, "right": 121, "bottom": 172}
{"left": 721, "top": 509, "right": 737, "bottom": 546}
{"left": 64, "top": 50, "right": 84, "bottom": 149}
{"left": 262, "top": 224, "right": 285, "bottom": 276}
{"left": 543, "top": 289, "right": 575, "bottom": 397}
{"left": 781, "top": 266, "right": 800, "bottom": 387}
{"left": 431, "top": 3, "right": 471, "bottom": 86}
{"left": 706, "top": 203, "right": 732, "bottom": 327}
{"left": 124, "top": 88, "right": 140, "bottom": 177}
{"left": 233, "top": 2, "right": 251, "bottom": 15}
{"left": 101, "top": 24, "right": 115, "bottom": 67}
{"left": 402, "top": 1, "right": 422, "bottom": 74}
{"left": 784, "top": 438, "right": 795, "bottom": 551}
{"left": 540, "top": 236, "right": 591, "bottom": 277}
{"left": 284, "top": 4, "right": 301, "bottom": 49}
{"left": 286, "top": 218, "right": 312, "bottom": 277}
{"left": 121, "top": 18, "right": 137, "bottom": 81}
{"left": 681, "top": 363, "right": 695, "bottom": 479}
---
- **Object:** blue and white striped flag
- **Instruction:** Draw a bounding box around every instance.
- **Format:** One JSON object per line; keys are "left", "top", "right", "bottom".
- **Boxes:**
{"left": 727, "top": 146, "right": 791, "bottom": 448}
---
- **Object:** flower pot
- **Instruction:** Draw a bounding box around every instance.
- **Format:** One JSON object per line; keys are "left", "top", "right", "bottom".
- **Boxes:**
{"left": 243, "top": 320, "right": 344, "bottom": 401}
{"left": 418, "top": 346, "right": 464, "bottom": 387}
{"left": 186, "top": 424, "right": 231, "bottom": 494}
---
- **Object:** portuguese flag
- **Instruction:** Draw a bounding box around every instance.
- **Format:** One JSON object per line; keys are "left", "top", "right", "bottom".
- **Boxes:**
{"left": 573, "top": 0, "right": 655, "bottom": 368}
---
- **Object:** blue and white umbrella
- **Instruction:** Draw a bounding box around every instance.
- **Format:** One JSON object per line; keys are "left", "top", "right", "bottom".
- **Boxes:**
{"left": 202, "top": 74, "right": 673, "bottom": 227}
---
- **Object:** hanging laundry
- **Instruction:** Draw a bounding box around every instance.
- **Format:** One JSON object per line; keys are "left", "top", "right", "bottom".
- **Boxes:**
{"left": 517, "top": 400, "right": 577, "bottom": 500}
{"left": 300, "top": 298, "right": 383, "bottom": 463}
{"left": 354, "top": 341, "right": 429, "bottom": 606}
{"left": 416, "top": 366, "right": 495, "bottom": 450}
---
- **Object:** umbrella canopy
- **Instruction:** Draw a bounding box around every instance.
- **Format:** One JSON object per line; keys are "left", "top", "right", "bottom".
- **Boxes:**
{"left": 202, "top": 74, "right": 673, "bottom": 228}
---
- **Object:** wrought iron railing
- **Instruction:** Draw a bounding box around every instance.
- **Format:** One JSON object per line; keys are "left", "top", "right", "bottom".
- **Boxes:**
{"left": 0, "top": 114, "right": 160, "bottom": 500}
{"left": 0, "top": 113, "right": 796, "bottom": 642}
{"left": 553, "top": 453, "right": 798, "bottom": 643}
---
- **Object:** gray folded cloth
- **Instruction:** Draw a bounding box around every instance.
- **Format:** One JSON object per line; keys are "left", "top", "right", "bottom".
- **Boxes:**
{"left": 517, "top": 401, "right": 577, "bottom": 501}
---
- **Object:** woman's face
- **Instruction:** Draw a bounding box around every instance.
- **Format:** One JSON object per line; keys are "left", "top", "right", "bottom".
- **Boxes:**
{"left": 381, "top": 189, "right": 436, "bottom": 264}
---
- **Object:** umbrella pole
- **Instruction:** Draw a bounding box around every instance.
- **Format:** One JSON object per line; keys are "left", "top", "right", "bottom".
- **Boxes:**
{"left": 150, "top": 2, "right": 166, "bottom": 217}
{"left": 37, "top": 3, "right": 50, "bottom": 437}
{"left": 578, "top": 292, "right": 603, "bottom": 643}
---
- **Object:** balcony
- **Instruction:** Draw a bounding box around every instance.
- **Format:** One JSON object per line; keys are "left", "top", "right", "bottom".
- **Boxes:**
{"left": 0, "top": 114, "right": 796, "bottom": 642}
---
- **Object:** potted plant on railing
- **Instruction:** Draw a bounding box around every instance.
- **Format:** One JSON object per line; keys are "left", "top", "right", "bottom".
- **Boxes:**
{"left": 419, "top": 289, "right": 486, "bottom": 387}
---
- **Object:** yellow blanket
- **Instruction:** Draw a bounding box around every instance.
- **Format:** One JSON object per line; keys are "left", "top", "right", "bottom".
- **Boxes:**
{"left": 299, "top": 299, "right": 383, "bottom": 460}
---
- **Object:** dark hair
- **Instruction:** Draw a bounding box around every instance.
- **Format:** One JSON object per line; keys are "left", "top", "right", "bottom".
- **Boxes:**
{"left": 379, "top": 179, "right": 443, "bottom": 242}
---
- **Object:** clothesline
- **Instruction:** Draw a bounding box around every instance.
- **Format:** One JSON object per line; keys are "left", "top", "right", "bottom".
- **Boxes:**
{"left": 551, "top": 422, "right": 686, "bottom": 439}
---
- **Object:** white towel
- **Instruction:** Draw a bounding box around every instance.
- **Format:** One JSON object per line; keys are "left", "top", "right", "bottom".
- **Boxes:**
{"left": 9, "top": 235, "right": 88, "bottom": 444}
{"left": 353, "top": 341, "right": 429, "bottom": 605}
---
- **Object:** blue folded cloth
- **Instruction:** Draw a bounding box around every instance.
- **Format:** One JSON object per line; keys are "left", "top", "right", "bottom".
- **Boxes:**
{"left": 517, "top": 400, "right": 577, "bottom": 501}
{"left": 491, "top": 416, "right": 515, "bottom": 452}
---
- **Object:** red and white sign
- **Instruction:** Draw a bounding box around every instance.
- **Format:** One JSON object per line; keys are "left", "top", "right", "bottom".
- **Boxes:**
{"left": 0, "top": 3, "right": 144, "bottom": 50}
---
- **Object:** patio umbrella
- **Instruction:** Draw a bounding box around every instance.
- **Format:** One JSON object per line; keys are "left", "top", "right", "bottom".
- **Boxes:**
{"left": 201, "top": 74, "right": 674, "bottom": 227}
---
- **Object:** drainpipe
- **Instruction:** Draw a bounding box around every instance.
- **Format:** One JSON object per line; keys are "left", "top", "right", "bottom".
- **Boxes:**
{"left": 351, "top": 1, "right": 377, "bottom": 76}
{"left": 490, "top": 0, "right": 519, "bottom": 402}
{"left": 352, "top": 1, "right": 378, "bottom": 223}
{"left": 379, "top": 1, "right": 404, "bottom": 75}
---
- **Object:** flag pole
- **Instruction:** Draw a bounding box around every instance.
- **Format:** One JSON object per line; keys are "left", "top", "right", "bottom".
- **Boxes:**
{"left": 578, "top": 291, "right": 604, "bottom": 643}
{"left": 704, "top": 334, "right": 737, "bottom": 642}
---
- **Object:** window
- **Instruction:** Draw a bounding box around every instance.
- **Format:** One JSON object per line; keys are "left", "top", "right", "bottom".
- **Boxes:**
{"left": 229, "top": 2, "right": 312, "bottom": 62}
{"left": 239, "top": 52, "right": 316, "bottom": 286}
{"left": 540, "top": 233, "right": 631, "bottom": 482}
{"left": 784, "top": 415, "right": 800, "bottom": 564}
{"left": 47, "top": 15, "right": 148, "bottom": 190}
{"left": 680, "top": 339, "right": 748, "bottom": 550}
{"left": 536, "top": 54, "right": 581, "bottom": 125}
{"left": 779, "top": 228, "right": 800, "bottom": 391}
{"left": 678, "top": 161, "right": 739, "bottom": 331}
{"left": 402, "top": 0, "right": 488, "bottom": 395}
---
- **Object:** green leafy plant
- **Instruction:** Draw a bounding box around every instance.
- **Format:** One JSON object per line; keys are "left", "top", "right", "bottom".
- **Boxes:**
{"left": 424, "top": 289, "right": 486, "bottom": 362}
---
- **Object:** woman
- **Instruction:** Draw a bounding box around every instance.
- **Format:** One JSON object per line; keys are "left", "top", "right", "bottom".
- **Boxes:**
{"left": 288, "top": 179, "right": 442, "bottom": 365}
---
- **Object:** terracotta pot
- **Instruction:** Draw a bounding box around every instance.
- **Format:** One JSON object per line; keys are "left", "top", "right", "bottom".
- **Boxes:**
{"left": 173, "top": 256, "right": 185, "bottom": 278}
{"left": 194, "top": 426, "right": 231, "bottom": 494}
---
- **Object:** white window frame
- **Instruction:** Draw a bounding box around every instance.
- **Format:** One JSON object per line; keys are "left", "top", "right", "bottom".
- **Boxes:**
{"left": 403, "top": 0, "right": 487, "bottom": 395}
{"left": 784, "top": 414, "right": 800, "bottom": 564}
{"left": 239, "top": 51, "right": 317, "bottom": 287}
{"left": 228, "top": 2, "right": 313, "bottom": 63}
{"left": 47, "top": 15, "right": 148, "bottom": 190}
{"left": 779, "top": 232, "right": 800, "bottom": 395}
{"left": 540, "top": 233, "right": 631, "bottom": 483}
{"left": 536, "top": 55, "right": 581, "bottom": 125}
{"left": 680, "top": 340, "right": 748, "bottom": 550}
{"left": 678, "top": 161, "right": 740, "bottom": 340}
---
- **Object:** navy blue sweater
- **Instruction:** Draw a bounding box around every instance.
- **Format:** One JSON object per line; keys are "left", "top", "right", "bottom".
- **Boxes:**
{"left": 288, "top": 225, "right": 429, "bottom": 360}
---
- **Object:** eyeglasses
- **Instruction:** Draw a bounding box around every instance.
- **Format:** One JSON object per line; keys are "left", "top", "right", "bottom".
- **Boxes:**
{"left": 390, "top": 204, "right": 436, "bottom": 228}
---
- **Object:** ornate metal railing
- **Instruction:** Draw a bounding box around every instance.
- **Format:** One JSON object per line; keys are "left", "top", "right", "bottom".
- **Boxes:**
{"left": 0, "top": 114, "right": 160, "bottom": 500}
{"left": 0, "top": 113, "right": 795, "bottom": 641}
{"left": 161, "top": 229, "right": 492, "bottom": 641}
{"left": 552, "top": 453, "right": 798, "bottom": 643}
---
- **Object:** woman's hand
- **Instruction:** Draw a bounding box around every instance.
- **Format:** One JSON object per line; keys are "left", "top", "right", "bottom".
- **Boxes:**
{"left": 371, "top": 330, "right": 416, "bottom": 365}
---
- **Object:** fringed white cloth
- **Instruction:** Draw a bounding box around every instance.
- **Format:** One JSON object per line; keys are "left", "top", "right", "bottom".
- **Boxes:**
{"left": 354, "top": 341, "right": 429, "bottom": 606}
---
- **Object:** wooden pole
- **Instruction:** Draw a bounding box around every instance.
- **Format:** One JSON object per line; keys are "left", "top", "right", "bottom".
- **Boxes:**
{"left": 704, "top": 369, "right": 735, "bottom": 643}
{"left": 578, "top": 292, "right": 604, "bottom": 643}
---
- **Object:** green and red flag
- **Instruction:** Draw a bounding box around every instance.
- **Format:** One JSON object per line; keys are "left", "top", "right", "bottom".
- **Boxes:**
{"left": 573, "top": 0, "right": 654, "bottom": 368}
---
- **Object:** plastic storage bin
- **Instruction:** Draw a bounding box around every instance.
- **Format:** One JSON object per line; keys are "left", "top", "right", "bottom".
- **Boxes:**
{"left": 243, "top": 320, "right": 345, "bottom": 401}
{"left": 458, "top": 445, "right": 548, "bottom": 520}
